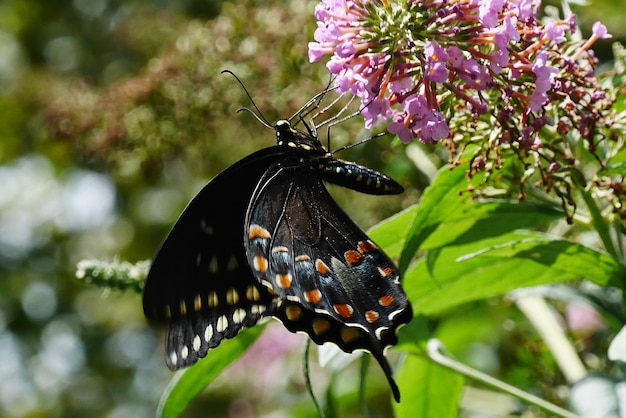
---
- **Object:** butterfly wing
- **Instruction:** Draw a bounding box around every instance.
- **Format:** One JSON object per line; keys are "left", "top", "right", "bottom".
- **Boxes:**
{"left": 244, "top": 159, "right": 412, "bottom": 401}
{"left": 143, "top": 147, "right": 287, "bottom": 369}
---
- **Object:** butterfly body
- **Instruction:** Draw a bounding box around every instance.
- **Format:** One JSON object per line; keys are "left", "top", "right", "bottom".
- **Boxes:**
{"left": 143, "top": 119, "right": 412, "bottom": 401}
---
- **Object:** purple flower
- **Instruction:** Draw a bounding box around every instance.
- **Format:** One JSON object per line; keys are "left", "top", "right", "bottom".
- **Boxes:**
{"left": 490, "top": 49, "right": 509, "bottom": 73}
{"left": 336, "top": 41, "right": 356, "bottom": 58}
{"left": 425, "top": 41, "right": 448, "bottom": 63}
{"left": 388, "top": 119, "right": 412, "bottom": 144}
{"left": 479, "top": 0, "right": 505, "bottom": 29}
{"left": 592, "top": 22, "right": 612, "bottom": 39}
{"left": 545, "top": 19, "right": 566, "bottom": 44}
{"left": 425, "top": 41, "right": 449, "bottom": 82}
{"left": 513, "top": 0, "right": 537, "bottom": 21}
{"left": 421, "top": 110, "right": 449, "bottom": 142}
{"left": 530, "top": 51, "right": 558, "bottom": 111}
{"left": 361, "top": 96, "right": 391, "bottom": 129}
{"left": 404, "top": 94, "right": 427, "bottom": 116}
{"left": 426, "top": 61, "right": 448, "bottom": 82}
{"left": 494, "top": 15, "right": 520, "bottom": 50}
{"left": 308, "top": 0, "right": 612, "bottom": 150}
{"left": 314, "top": 21, "right": 340, "bottom": 43}
{"left": 446, "top": 46, "right": 465, "bottom": 68}
{"left": 389, "top": 77, "right": 413, "bottom": 94}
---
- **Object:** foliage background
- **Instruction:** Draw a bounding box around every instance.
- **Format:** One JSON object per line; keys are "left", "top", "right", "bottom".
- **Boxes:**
{"left": 0, "top": 0, "right": 622, "bottom": 417}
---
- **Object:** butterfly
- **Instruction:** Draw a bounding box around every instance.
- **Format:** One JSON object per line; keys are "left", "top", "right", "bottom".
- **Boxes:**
{"left": 143, "top": 98, "right": 413, "bottom": 402}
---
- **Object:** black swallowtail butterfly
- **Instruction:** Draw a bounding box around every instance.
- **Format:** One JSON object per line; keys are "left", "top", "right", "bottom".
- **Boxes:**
{"left": 143, "top": 104, "right": 413, "bottom": 401}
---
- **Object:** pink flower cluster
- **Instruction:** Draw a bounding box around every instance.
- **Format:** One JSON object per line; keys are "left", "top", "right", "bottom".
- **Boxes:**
{"left": 308, "top": 0, "right": 611, "bottom": 145}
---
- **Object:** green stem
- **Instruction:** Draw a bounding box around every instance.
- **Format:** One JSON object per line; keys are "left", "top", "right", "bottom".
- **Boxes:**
{"left": 570, "top": 170, "right": 621, "bottom": 260}
{"left": 303, "top": 339, "right": 326, "bottom": 418}
{"left": 426, "top": 339, "right": 580, "bottom": 418}
{"left": 359, "top": 355, "right": 371, "bottom": 418}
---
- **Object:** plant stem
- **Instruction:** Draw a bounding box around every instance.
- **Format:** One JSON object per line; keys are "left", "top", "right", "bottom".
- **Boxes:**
{"left": 426, "top": 339, "right": 580, "bottom": 418}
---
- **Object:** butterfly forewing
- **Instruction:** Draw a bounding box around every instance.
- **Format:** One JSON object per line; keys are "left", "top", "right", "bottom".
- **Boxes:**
{"left": 143, "top": 148, "right": 287, "bottom": 369}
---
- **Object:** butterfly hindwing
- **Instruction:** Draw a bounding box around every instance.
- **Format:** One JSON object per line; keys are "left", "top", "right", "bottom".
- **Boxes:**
{"left": 143, "top": 148, "right": 287, "bottom": 369}
{"left": 244, "top": 154, "right": 412, "bottom": 401}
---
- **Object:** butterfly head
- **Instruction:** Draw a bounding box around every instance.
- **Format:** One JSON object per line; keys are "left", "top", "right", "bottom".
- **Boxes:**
{"left": 274, "top": 119, "right": 327, "bottom": 153}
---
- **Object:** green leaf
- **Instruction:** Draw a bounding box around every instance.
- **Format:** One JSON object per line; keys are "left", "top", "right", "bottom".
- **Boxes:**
{"left": 397, "top": 164, "right": 562, "bottom": 273}
{"left": 395, "top": 315, "right": 430, "bottom": 355}
{"left": 398, "top": 164, "right": 469, "bottom": 273}
{"left": 157, "top": 325, "right": 265, "bottom": 418}
{"left": 601, "top": 161, "right": 626, "bottom": 176}
{"left": 404, "top": 230, "right": 626, "bottom": 316}
{"left": 371, "top": 166, "right": 563, "bottom": 297}
{"left": 393, "top": 354, "right": 464, "bottom": 418}
{"left": 368, "top": 204, "right": 419, "bottom": 259}
{"left": 417, "top": 200, "right": 562, "bottom": 250}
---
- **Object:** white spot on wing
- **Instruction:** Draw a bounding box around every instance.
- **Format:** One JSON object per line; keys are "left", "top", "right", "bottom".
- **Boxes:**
{"left": 233, "top": 308, "right": 246, "bottom": 324}
{"left": 181, "top": 345, "right": 189, "bottom": 360}
{"left": 204, "top": 324, "right": 213, "bottom": 342}
{"left": 217, "top": 315, "right": 228, "bottom": 332}
{"left": 193, "top": 335, "right": 201, "bottom": 351}
{"left": 388, "top": 308, "right": 406, "bottom": 321}
{"left": 375, "top": 326, "right": 389, "bottom": 339}
{"left": 251, "top": 305, "right": 266, "bottom": 315}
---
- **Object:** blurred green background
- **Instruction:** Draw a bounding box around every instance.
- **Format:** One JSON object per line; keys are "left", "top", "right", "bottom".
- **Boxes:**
{"left": 0, "top": 0, "right": 622, "bottom": 417}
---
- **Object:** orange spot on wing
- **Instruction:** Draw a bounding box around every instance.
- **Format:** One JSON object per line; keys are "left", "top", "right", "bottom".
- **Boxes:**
{"left": 254, "top": 256, "right": 268, "bottom": 273}
{"left": 315, "top": 259, "right": 330, "bottom": 275}
{"left": 249, "top": 224, "right": 271, "bottom": 240}
{"left": 304, "top": 289, "right": 322, "bottom": 304}
{"left": 365, "top": 310, "right": 380, "bottom": 323}
{"left": 379, "top": 266, "right": 394, "bottom": 277}
{"left": 333, "top": 304, "right": 354, "bottom": 318}
{"left": 358, "top": 240, "right": 378, "bottom": 254}
{"left": 344, "top": 250, "right": 363, "bottom": 265}
{"left": 276, "top": 273, "right": 292, "bottom": 289}
{"left": 378, "top": 295, "right": 395, "bottom": 307}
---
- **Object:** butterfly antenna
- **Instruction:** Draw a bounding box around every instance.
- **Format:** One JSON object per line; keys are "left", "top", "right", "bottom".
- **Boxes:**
{"left": 221, "top": 70, "right": 272, "bottom": 127}
{"left": 236, "top": 107, "right": 273, "bottom": 129}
